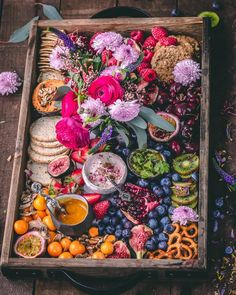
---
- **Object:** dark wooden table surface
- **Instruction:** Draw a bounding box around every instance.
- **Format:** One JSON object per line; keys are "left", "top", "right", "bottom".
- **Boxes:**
{"left": 0, "top": 0, "right": 235, "bottom": 294}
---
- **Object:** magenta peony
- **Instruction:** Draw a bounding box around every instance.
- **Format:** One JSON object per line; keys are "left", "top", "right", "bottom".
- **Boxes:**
{"left": 87, "top": 76, "right": 124, "bottom": 106}
{"left": 61, "top": 90, "right": 78, "bottom": 117}
{"left": 56, "top": 115, "right": 90, "bottom": 149}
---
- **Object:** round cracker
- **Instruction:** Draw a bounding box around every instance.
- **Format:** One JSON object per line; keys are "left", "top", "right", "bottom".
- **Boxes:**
{"left": 30, "top": 142, "right": 68, "bottom": 156}
{"left": 31, "top": 137, "right": 62, "bottom": 148}
{"left": 30, "top": 116, "right": 61, "bottom": 142}
{"left": 27, "top": 160, "right": 52, "bottom": 186}
{"left": 28, "top": 146, "right": 69, "bottom": 164}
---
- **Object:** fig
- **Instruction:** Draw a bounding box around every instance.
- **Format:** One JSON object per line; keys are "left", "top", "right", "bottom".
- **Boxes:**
{"left": 48, "top": 155, "right": 73, "bottom": 178}
{"left": 148, "top": 112, "right": 180, "bottom": 142}
{"left": 129, "top": 225, "right": 153, "bottom": 259}
{"left": 14, "top": 231, "right": 46, "bottom": 258}
{"left": 108, "top": 241, "right": 131, "bottom": 259}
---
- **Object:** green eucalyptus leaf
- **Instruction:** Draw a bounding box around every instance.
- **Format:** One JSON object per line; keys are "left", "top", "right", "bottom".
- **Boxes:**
{"left": 129, "top": 116, "right": 147, "bottom": 129}
{"left": 54, "top": 85, "right": 71, "bottom": 101}
{"left": 8, "top": 16, "right": 39, "bottom": 43}
{"left": 115, "top": 126, "right": 129, "bottom": 147}
{"left": 139, "top": 106, "right": 175, "bottom": 132}
{"left": 127, "top": 122, "right": 147, "bottom": 149}
{"left": 39, "top": 4, "right": 63, "bottom": 20}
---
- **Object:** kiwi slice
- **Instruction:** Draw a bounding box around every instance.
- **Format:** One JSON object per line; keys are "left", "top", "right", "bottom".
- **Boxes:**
{"left": 172, "top": 200, "right": 198, "bottom": 210}
{"left": 171, "top": 192, "right": 198, "bottom": 205}
{"left": 173, "top": 154, "right": 199, "bottom": 176}
{"left": 198, "top": 11, "right": 220, "bottom": 28}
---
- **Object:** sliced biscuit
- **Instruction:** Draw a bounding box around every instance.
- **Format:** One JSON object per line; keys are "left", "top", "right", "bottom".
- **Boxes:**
{"left": 30, "top": 116, "right": 61, "bottom": 142}
{"left": 30, "top": 142, "right": 68, "bottom": 156}
{"left": 27, "top": 160, "right": 52, "bottom": 186}
{"left": 31, "top": 137, "right": 62, "bottom": 148}
{"left": 28, "top": 146, "right": 69, "bottom": 164}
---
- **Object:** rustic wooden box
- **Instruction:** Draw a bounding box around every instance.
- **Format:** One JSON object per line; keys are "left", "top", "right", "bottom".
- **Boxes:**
{"left": 1, "top": 17, "right": 210, "bottom": 279}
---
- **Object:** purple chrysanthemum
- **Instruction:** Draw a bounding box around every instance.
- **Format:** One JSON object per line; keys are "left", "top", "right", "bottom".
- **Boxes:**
{"left": 49, "top": 45, "right": 69, "bottom": 70}
{"left": 113, "top": 44, "right": 139, "bottom": 68}
{"left": 100, "top": 66, "right": 126, "bottom": 81}
{"left": 80, "top": 97, "right": 107, "bottom": 127}
{"left": 91, "top": 32, "right": 123, "bottom": 54}
{"left": 0, "top": 71, "right": 22, "bottom": 96}
{"left": 171, "top": 206, "right": 199, "bottom": 225}
{"left": 108, "top": 99, "right": 140, "bottom": 122}
{"left": 173, "top": 59, "right": 201, "bottom": 86}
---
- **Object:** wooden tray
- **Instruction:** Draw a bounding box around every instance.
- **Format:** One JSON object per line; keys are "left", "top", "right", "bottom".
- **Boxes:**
{"left": 1, "top": 17, "right": 210, "bottom": 279}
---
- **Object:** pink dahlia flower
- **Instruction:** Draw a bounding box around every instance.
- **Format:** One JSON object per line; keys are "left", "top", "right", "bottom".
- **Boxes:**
{"left": 171, "top": 206, "right": 198, "bottom": 225}
{"left": 173, "top": 59, "right": 201, "bottom": 86}
{"left": 49, "top": 45, "right": 69, "bottom": 70}
{"left": 108, "top": 99, "right": 140, "bottom": 122}
{"left": 113, "top": 44, "right": 139, "bottom": 68}
{"left": 56, "top": 115, "right": 89, "bottom": 149}
{"left": 91, "top": 32, "right": 123, "bottom": 54}
{"left": 61, "top": 91, "right": 78, "bottom": 117}
{"left": 0, "top": 71, "right": 22, "bottom": 96}
{"left": 87, "top": 76, "right": 124, "bottom": 106}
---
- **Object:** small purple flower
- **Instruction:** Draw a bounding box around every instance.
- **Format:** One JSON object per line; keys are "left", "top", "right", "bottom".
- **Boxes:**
{"left": 213, "top": 158, "right": 236, "bottom": 186}
{"left": 113, "top": 44, "right": 139, "bottom": 68}
{"left": 49, "top": 28, "right": 77, "bottom": 52}
{"left": 100, "top": 66, "right": 126, "bottom": 81}
{"left": 49, "top": 45, "right": 69, "bottom": 70}
{"left": 108, "top": 99, "right": 140, "bottom": 122}
{"left": 173, "top": 59, "right": 201, "bottom": 86}
{"left": 91, "top": 32, "right": 123, "bottom": 54}
{"left": 0, "top": 71, "right": 22, "bottom": 96}
{"left": 171, "top": 206, "right": 198, "bottom": 225}
{"left": 88, "top": 126, "right": 113, "bottom": 154}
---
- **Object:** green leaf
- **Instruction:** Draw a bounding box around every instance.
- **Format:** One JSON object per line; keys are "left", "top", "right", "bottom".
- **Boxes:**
{"left": 8, "top": 16, "right": 39, "bottom": 43}
{"left": 139, "top": 106, "right": 175, "bottom": 132}
{"left": 129, "top": 116, "right": 147, "bottom": 129}
{"left": 54, "top": 85, "right": 71, "bottom": 100}
{"left": 39, "top": 3, "right": 63, "bottom": 20}
{"left": 115, "top": 126, "right": 129, "bottom": 146}
{"left": 127, "top": 122, "right": 147, "bottom": 149}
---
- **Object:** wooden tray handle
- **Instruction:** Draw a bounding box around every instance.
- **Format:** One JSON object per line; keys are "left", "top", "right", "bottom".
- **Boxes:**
{"left": 91, "top": 6, "right": 151, "bottom": 18}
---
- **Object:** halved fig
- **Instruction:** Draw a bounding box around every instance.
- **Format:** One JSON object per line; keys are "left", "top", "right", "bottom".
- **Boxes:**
{"left": 108, "top": 241, "right": 131, "bottom": 259}
{"left": 148, "top": 112, "right": 180, "bottom": 142}
{"left": 14, "top": 231, "right": 46, "bottom": 258}
{"left": 48, "top": 155, "right": 73, "bottom": 178}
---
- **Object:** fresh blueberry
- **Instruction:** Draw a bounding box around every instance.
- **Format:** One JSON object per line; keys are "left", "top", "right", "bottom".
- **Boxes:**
{"left": 145, "top": 239, "right": 157, "bottom": 251}
{"left": 163, "top": 196, "right": 172, "bottom": 205}
{"left": 150, "top": 235, "right": 159, "bottom": 244}
{"left": 215, "top": 197, "right": 224, "bottom": 208}
{"left": 103, "top": 216, "right": 110, "bottom": 225}
{"left": 164, "top": 224, "right": 175, "bottom": 234}
{"left": 225, "top": 246, "right": 234, "bottom": 255}
{"left": 158, "top": 241, "right": 168, "bottom": 251}
{"left": 191, "top": 172, "right": 199, "bottom": 182}
{"left": 160, "top": 216, "right": 171, "bottom": 226}
{"left": 160, "top": 177, "right": 171, "bottom": 187}
{"left": 148, "top": 210, "right": 159, "bottom": 219}
{"left": 213, "top": 210, "right": 221, "bottom": 219}
{"left": 162, "top": 185, "right": 172, "bottom": 196}
{"left": 153, "top": 185, "right": 164, "bottom": 197}
{"left": 150, "top": 182, "right": 158, "bottom": 190}
{"left": 105, "top": 225, "right": 115, "bottom": 234}
{"left": 172, "top": 173, "right": 181, "bottom": 182}
{"left": 109, "top": 197, "right": 118, "bottom": 207}
{"left": 127, "top": 171, "right": 136, "bottom": 180}
{"left": 137, "top": 178, "right": 149, "bottom": 188}
{"left": 116, "top": 210, "right": 124, "bottom": 219}
{"left": 108, "top": 207, "right": 117, "bottom": 216}
{"left": 154, "top": 144, "right": 164, "bottom": 151}
{"left": 122, "top": 217, "right": 128, "bottom": 225}
{"left": 162, "top": 150, "right": 171, "bottom": 158}
{"left": 115, "top": 229, "right": 123, "bottom": 239}
{"left": 148, "top": 140, "right": 156, "bottom": 148}
{"left": 122, "top": 229, "right": 131, "bottom": 238}
{"left": 123, "top": 221, "right": 133, "bottom": 229}
{"left": 168, "top": 206, "right": 175, "bottom": 215}
{"left": 148, "top": 218, "right": 159, "bottom": 229}
{"left": 153, "top": 228, "right": 162, "bottom": 235}
{"left": 110, "top": 216, "right": 119, "bottom": 226}
{"left": 116, "top": 224, "right": 123, "bottom": 230}
{"left": 98, "top": 224, "right": 105, "bottom": 234}
{"left": 121, "top": 147, "right": 130, "bottom": 157}
{"left": 157, "top": 232, "right": 168, "bottom": 242}
{"left": 155, "top": 205, "right": 167, "bottom": 217}
{"left": 92, "top": 219, "right": 99, "bottom": 226}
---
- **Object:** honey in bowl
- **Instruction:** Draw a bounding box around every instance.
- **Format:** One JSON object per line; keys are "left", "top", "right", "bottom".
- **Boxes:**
{"left": 56, "top": 198, "right": 88, "bottom": 225}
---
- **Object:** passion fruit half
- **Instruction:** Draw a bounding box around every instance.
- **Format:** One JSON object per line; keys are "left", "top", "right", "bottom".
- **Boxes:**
{"left": 148, "top": 112, "right": 180, "bottom": 142}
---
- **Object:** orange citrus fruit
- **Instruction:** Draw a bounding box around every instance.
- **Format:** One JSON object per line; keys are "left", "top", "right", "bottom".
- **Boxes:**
{"left": 88, "top": 227, "right": 99, "bottom": 237}
{"left": 43, "top": 215, "right": 56, "bottom": 231}
{"left": 58, "top": 252, "right": 73, "bottom": 259}
{"left": 33, "top": 210, "right": 47, "bottom": 220}
{"left": 33, "top": 195, "right": 46, "bottom": 211}
{"left": 105, "top": 235, "right": 116, "bottom": 243}
{"left": 20, "top": 216, "right": 33, "bottom": 223}
{"left": 100, "top": 241, "right": 114, "bottom": 255}
{"left": 69, "top": 241, "right": 86, "bottom": 256}
{"left": 48, "top": 231, "right": 57, "bottom": 243}
{"left": 60, "top": 238, "right": 72, "bottom": 251}
{"left": 46, "top": 208, "right": 50, "bottom": 216}
{"left": 47, "top": 241, "right": 62, "bottom": 257}
{"left": 91, "top": 251, "right": 105, "bottom": 259}
{"left": 14, "top": 219, "right": 29, "bottom": 235}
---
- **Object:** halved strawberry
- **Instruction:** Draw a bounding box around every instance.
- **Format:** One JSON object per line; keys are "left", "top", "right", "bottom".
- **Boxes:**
{"left": 90, "top": 138, "right": 106, "bottom": 152}
{"left": 49, "top": 180, "right": 63, "bottom": 195}
{"left": 61, "top": 182, "right": 78, "bottom": 194}
{"left": 83, "top": 193, "right": 102, "bottom": 205}
{"left": 71, "top": 169, "right": 85, "bottom": 186}
{"left": 71, "top": 146, "right": 89, "bottom": 164}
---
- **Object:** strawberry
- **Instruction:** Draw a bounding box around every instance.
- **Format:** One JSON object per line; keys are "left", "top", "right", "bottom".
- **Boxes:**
{"left": 143, "top": 49, "right": 154, "bottom": 63}
{"left": 159, "top": 36, "right": 177, "bottom": 46}
{"left": 83, "top": 193, "right": 102, "bottom": 205}
{"left": 151, "top": 26, "right": 168, "bottom": 41}
{"left": 130, "top": 30, "right": 145, "bottom": 43}
{"left": 108, "top": 57, "right": 118, "bottom": 66}
{"left": 61, "top": 182, "right": 78, "bottom": 194}
{"left": 136, "top": 62, "right": 150, "bottom": 73}
{"left": 143, "top": 36, "right": 157, "bottom": 49}
{"left": 101, "top": 49, "right": 112, "bottom": 64}
{"left": 71, "top": 169, "right": 84, "bottom": 186}
{"left": 90, "top": 138, "right": 106, "bottom": 152}
{"left": 93, "top": 200, "right": 110, "bottom": 219}
{"left": 49, "top": 180, "right": 63, "bottom": 195}
{"left": 71, "top": 146, "right": 89, "bottom": 164}
{"left": 140, "top": 68, "right": 157, "bottom": 82}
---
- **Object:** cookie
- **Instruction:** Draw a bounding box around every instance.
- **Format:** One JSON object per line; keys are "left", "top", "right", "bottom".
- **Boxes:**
{"left": 30, "top": 116, "right": 61, "bottom": 142}
{"left": 31, "top": 137, "right": 62, "bottom": 148}
{"left": 30, "top": 142, "right": 68, "bottom": 156}
{"left": 28, "top": 146, "right": 69, "bottom": 164}
{"left": 27, "top": 160, "right": 52, "bottom": 186}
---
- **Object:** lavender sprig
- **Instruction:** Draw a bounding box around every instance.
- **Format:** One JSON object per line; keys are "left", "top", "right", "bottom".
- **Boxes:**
{"left": 213, "top": 158, "right": 236, "bottom": 186}
{"left": 88, "top": 126, "right": 113, "bottom": 154}
{"left": 48, "top": 27, "right": 77, "bottom": 52}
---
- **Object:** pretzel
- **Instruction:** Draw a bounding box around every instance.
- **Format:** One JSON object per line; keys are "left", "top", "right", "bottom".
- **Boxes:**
{"left": 181, "top": 223, "right": 198, "bottom": 239}
{"left": 168, "top": 242, "right": 193, "bottom": 260}
{"left": 182, "top": 237, "right": 198, "bottom": 259}
{"left": 168, "top": 232, "right": 182, "bottom": 245}
{"left": 148, "top": 249, "right": 175, "bottom": 259}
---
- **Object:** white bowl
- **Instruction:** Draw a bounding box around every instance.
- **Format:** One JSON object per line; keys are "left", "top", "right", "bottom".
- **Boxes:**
{"left": 82, "top": 152, "right": 127, "bottom": 194}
